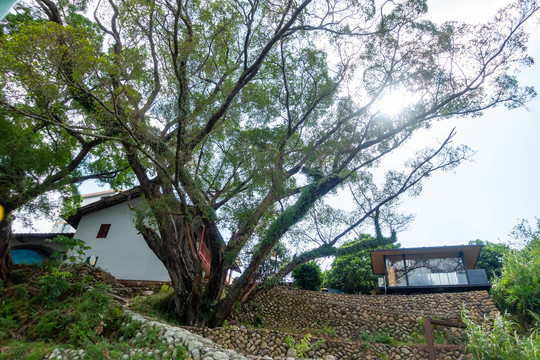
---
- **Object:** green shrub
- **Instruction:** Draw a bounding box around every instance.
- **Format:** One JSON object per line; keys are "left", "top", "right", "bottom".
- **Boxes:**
{"left": 254, "top": 312, "right": 266, "bottom": 328}
{"left": 0, "top": 315, "right": 17, "bottom": 341}
{"left": 7, "top": 268, "right": 27, "bottom": 283}
{"left": 0, "top": 265, "right": 190, "bottom": 359}
{"left": 463, "top": 312, "right": 540, "bottom": 360}
{"left": 129, "top": 290, "right": 180, "bottom": 325}
{"left": 325, "top": 237, "right": 396, "bottom": 294}
{"left": 12, "top": 284, "right": 29, "bottom": 300}
{"left": 82, "top": 341, "right": 125, "bottom": 360}
{"left": 31, "top": 309, "right": 68, "bottom": 341}
{"left": 292, "top": 261, "right": 323, "bottom": 291}
{"left": 118, "top": 320, "right": 143, "bottom": 339}
{"left": 491, "top": 237, "right": 540, "bottom": 325}
{"left": 38, "top": 274, "right": 70, "bottom": 304}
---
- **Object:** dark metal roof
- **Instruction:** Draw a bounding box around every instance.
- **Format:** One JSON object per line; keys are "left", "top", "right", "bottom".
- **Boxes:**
{"left": 66, "top": 187, "right": 143, "bottom": 228}
{"left": 13, "top": 232, "right": 74, "bottom": 241}
{"left": 370, "top": 245, "right": 483, "bottom": 274}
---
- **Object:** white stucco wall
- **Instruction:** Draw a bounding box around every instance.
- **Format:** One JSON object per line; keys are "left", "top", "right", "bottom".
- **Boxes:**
{"left": 74, "top": 200, "right": 170, "bottom": 281}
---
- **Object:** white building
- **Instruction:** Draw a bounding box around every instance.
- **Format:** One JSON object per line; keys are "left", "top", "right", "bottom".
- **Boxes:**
{"left": 14, "top": 188, "right": 239, "bottom": 283}
{"left": 50, "top": 190, "right": 120, "bottom": 233}
{"left": 66, "top": 188, "right": 171, "bottom": 281}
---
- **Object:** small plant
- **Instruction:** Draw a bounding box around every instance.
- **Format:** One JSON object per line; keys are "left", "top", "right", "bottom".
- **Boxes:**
{"left": 356, "top": 330, "right": 397, "bottom": 345}
{"left": 46, "top": 235, "right": 91, "bottom": 265}
{"left": 7, "top": 268, "right": 27, "bottom": 283}
{"left": 433, "top": 331, "right": 447, "bottom": 344}
{"left": 285, "top": 334, "right": 325, "bottom": 359}
{"left": 318, "top": 324, "right": 337, "bottom": 338}
{"left": 406, "top": 331, "right": 425, "bottom": 344}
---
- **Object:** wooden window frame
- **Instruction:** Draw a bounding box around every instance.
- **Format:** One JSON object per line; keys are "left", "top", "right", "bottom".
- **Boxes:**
{"left": 96, "top": 224, "right": 111, "bottom": 238}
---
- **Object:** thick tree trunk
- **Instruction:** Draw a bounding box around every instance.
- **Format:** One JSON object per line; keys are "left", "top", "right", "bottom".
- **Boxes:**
{"left": 204, "top": 219, "right": 228, "bottom": 303}
{"left": 0, "top": 216, "right": 13, "bottom": 281}
{"left": 139, "top": 214, "right": 205, "bottom": 325}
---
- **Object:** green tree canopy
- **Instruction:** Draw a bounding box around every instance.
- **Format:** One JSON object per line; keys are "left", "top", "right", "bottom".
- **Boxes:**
{"left": 0, "top": 6, "right": 131, "bottom": 279}
{"left": 292, "top": 261, "right": 323, "bottom": 291}
{"left": 326, "top": 235, "right": 398, "bottom": 294}
{"left": 469, "top": 239, "right": 509, "bottom": 281}
{"left": 1, "top": 0, "right": 538, "bottom": 326}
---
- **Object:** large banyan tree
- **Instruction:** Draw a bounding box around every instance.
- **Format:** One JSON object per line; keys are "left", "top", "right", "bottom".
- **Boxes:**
{"left": 0, "top": 0, "right": 537, "bottom": 325}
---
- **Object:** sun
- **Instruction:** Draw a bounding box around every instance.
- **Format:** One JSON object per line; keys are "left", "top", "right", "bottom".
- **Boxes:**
{"left": 377, "top": 89, "right": 417, "bottom": 116}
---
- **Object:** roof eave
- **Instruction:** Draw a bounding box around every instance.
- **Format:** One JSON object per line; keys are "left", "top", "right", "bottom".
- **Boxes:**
{"left": 66, "top": 187, "right": 143, "bottom": 229}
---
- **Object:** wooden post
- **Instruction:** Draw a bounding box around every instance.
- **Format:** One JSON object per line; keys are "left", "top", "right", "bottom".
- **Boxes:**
{"left": 424, "top": 318, "right": 467, "bottom": 360}
{"left": 424, "top": 318, "right": 436, "bottom": 360}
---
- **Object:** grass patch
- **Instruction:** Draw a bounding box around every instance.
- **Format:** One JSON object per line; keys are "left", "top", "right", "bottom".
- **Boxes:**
{"left": 354, "top": 330, "right": 398, "bottom": 345}
{"left": 0, "top": 264, "right": 187, "bottom": 359}
{"left": 0, "top": 340, "right": 55, "bottom": 360}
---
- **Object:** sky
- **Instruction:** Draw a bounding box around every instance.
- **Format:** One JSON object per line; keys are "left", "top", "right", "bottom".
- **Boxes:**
{"left": 394, "top": 0, "right": 540, "bottom": 248}
{"left": 13, "top": 0, "right": 540, "bottom": 250}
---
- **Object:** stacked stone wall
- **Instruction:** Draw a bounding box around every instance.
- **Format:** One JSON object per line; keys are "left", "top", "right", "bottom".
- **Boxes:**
{"left": 189, "top": 326, "right": 470, "bottom": 360}
{"left": 189, "top": 286, "right": 500, "bottom": 359}
{"left": 230, "top": 286, "right": 498, "bottom": 342}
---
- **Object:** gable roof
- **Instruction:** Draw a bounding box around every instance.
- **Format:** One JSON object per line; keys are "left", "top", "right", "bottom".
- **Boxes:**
{"left": 66, "top": 187, "right": 143, "bottom": 228}
{"left": 370, "top": 244, "right": 483, "bottom": 274}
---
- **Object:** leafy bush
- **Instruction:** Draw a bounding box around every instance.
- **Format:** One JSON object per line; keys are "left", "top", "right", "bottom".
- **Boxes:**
{"left": 491, "top": 237, "right": 540, "bottom": 325}
{"left": 46, "top": 235, "right": 90, "bottom": 264}
{"left": 38, "top": 273, "right": 71, "bottom": 304}
{"left": 469, "top": 239, "right": 509, "bottom": 281}
{"left": 463, "top": 312, "right": 540, "bottom": 360}
{"left": 292, "top": 261, "right": 323, "bottom": 291}
{"left": 31, "top": 309, "right": 68, "bottom": 341}
{"left": 318, "top": 324, "right": 337, "bottom": 338}
{"left": 325, "top": 237, "right": 396, "bottom": 294}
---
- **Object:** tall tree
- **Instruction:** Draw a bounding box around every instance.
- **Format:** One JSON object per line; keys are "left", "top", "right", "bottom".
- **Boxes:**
{"left": 0, "top": 4, "right": 130, "bottom": 280}
{"left": 2, "top": 0, "right": 538, "bottom": 326}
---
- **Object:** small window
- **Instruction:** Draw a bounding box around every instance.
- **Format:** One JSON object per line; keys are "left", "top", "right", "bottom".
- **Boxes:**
{"left": 96, "top": 224, "right": 111, "bottom": 238}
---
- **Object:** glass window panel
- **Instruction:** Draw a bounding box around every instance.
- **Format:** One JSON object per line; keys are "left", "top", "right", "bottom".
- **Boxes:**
{"left": 385, "top": 255, "right": 407, "bottom": 287}
{"left": 405, "top": 254, "right": 468, "bottom": 286}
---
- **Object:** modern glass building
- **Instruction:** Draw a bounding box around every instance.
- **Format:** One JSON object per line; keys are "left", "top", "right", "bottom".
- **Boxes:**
{"left": 370, "top": 245, "right": 490, "bottom": 294}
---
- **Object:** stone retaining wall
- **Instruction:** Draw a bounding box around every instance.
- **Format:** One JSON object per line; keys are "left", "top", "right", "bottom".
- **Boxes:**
{"left": 188, "top": 326, "right": 471, "bottom": 360}
{"left": 230, "top": 286, "right": 498, "bottom": 342}
{"left": 183, "top": 286, "right": 501, "bottom": 359}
